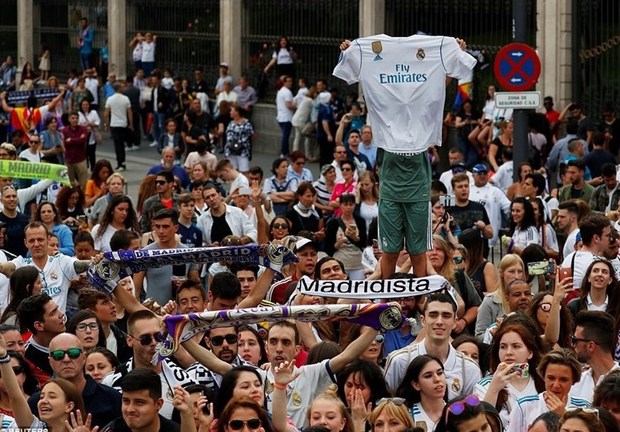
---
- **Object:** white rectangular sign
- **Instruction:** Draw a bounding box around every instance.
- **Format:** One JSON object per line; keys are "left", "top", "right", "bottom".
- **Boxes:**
{"left": 495, "top": 91, "right": 541, "bottom": 109}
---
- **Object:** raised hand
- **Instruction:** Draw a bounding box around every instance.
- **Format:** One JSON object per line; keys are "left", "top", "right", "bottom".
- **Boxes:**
{"left": 273, "top": 360, "right": 300, "bottom": 386}
{"left": 65, "top": 410, "right": 99, "bottom": 432}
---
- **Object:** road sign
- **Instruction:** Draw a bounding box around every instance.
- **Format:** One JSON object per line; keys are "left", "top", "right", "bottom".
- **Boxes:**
{"left": 495, "top": 91, "right": 541, "bottom": 109}
{"left": 494, "top": 43, "right": 541, "bottom": 91}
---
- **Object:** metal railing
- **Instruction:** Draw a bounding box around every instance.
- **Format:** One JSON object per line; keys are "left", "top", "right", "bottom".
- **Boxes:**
{"left": 385, "top": 0, "right": 537, "bottom": 111}
{"left": 241, "top": 0, "right": 359, "bottom": 101}
{"left": 573, "top": 0, "right": 620, "bottom": 119}
{"left": 34, "top": 0, "right": 108, "bottom": 75}
{"left": 126, "top": 0, "right": 220, "bottom": 83}
{"left": 0, "top": 0, "right": 18, "bottom": 62}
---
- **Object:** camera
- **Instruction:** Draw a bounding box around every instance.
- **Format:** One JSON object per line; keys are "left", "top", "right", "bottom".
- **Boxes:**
{"left": 439, "top": 195, "right": 455, "bottom": 207}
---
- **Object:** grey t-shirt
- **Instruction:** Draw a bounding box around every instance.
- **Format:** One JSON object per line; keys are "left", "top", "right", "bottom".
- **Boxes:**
{"left": 143, "top": 241, "right": 197, "bottom": 305}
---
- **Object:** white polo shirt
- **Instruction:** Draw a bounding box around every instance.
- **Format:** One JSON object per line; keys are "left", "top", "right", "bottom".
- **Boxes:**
{"left": 265, "top": 359, "right": 336, "bottom": 427}
{"left": 11, "top": 254, "right": 78, "bottom": 312}
{"left": 383, "top": 339, "right": 481, "bottom": 397}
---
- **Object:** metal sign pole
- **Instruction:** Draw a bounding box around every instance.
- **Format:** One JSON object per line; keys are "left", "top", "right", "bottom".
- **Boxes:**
{"left": 512, "top": 0, "right": 530, "bottom": 181}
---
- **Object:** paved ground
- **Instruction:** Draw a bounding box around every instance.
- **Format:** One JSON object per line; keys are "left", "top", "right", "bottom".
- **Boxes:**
{"left": 95, "top": 135, "right": 321, "bottom": 198}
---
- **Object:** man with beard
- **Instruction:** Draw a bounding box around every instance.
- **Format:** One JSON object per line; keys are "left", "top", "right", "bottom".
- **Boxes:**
{"left": 185, "top": 326, "right": 258, "bottom": 393}
{"left": 569, "top": 311, "right": 619, "bottom": 402}
{"left": 381, "top": 273, "right": 423, "bottom": 356}
{"left": 103, "top": 309, "right": 196, "bottom": 420}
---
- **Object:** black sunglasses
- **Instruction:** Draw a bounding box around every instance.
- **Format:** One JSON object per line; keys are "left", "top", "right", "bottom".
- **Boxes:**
{"left": 155, "top": 180, "right": 168, "bottom": 185}
{"left": 130, "top": 332, "right": 165, "bottom": 346}
{"left": 210, "top": 334, "right": 238, "bottom": 346}
{"left": 272, "top": 223, "right": 288, "bottom": 230}
{"left": 50, "top": 348, "right": 82, "bottom": 361}
{"left": 228, "top": 419, "right": 261, "bottom": 431}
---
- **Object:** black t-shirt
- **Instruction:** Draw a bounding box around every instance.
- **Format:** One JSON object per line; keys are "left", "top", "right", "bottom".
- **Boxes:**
{"left": 210, "top": 212, "right": 233, "bottom": 244}
{"left": 584, "top": 149, "right": 616, "bottom": 178}
{"left": 0, "top": 211, "right": 30, "bottom": 257}
{"left": 447, "top": 201, "right": 491, "bottom": 232}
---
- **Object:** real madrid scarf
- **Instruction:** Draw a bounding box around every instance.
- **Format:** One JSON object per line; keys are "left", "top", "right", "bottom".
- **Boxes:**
{"left": 297, "top": 275, "right": 454, "bottom": 299}
{"left": 0, "top": 160, "right": 71, "bottom": 185}
{"left": 88, "top": 243, "right": 298, "bottom": 294}
{"left": 153, "top": 303, "right": 405, "bottom": 364}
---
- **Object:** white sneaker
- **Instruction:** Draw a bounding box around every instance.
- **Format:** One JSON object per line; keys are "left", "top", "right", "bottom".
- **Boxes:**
{"left": 149, "top": 141, "right": 158, "bottom": 147}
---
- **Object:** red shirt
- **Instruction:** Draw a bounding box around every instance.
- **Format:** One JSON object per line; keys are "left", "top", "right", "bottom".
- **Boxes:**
{"left": 61, "top": 125, "right": 89, "bottom": 163}
{"left": 546, "top": 109, "right": 560, "bottom": 125}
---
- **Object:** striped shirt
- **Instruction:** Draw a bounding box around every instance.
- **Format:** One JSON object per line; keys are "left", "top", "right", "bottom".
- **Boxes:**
{"left": 507, "top": 392, "right": 590, "bottom": 432}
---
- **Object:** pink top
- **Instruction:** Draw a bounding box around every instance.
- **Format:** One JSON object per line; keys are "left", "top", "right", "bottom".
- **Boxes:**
{"left": 330, "top": 180, "right": 356, "bottom": 217}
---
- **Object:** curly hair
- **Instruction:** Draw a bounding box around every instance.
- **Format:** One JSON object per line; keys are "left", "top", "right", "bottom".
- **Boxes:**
{"left": 55, "top": 186, "right": 85, "bottom": 219}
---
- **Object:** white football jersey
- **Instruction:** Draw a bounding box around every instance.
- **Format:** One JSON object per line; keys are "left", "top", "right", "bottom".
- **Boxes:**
{"left": 333, "top": 34, "right": 477, "bottom": 154}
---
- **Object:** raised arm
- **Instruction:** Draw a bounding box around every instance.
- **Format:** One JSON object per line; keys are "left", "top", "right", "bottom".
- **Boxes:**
{"left": 181, "top": 338, "right": 232, "bottom": 376}
{"left": 0, "top": 334, "right": 35, "bottom": 428}
{"left": 328, "top": 326, "right": 378, "bottom": 373}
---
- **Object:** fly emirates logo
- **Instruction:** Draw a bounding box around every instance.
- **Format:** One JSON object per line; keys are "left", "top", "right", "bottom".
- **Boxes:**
{"left": 378, "top": 64, "right": 427, "bottom": 84}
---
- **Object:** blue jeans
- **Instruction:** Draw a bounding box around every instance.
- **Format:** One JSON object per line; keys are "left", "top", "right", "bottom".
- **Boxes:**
{"left": 80, "top": 52, "right": 91, "bottom": 71}
{"left": 278, "top": 121, "right": 292, "bottom": 156}
{"left": 152, "top": 112, "right": 166, "bottom": 143}
{"left": 142, "top": 61, "right": 155, "bottom": 77}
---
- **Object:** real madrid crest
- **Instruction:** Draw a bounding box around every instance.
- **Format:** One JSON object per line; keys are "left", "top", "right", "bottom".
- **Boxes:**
{"left": 416, "top": 48, "right": 425, "bottom": 60}
{"left": 291, "top": 391, "right": 302, "bottom": 406}
{"left": 372, "top": 41, "right": 383, "bottom": 61}
{"left": 451, "top": 378, "right": 461, "bottom": 392}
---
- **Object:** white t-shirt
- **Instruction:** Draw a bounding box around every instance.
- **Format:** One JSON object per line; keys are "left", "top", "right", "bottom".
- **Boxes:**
{"left": 276, "top": 86, "right": 294, "bottom": 122}
{"left": 474, "top": 374, "right": 538, "bottom": 430}
{"left": 563, "top": 228, "right": 579, "bottom": 259}
{"left": 384, "top": 340, "right": 481, "bottom": 397}
{"left": 491, "top": 161, "right": 514, "bottom": 192}
{"left": 78, "top": 110, "right": 101, "bottom": 145}
{"left": 470, "top": 182, "right": 511, "bottom": 246}
{"left": 0, "top": 273, "right": 9, "bottom": 312}
{"left": 91, "top": 224, "right": 118, "bottom": 253}
{"left": 105, "top": 93, "right": 131, "bottom": 127}
{"left": 410, "top": 402, "right": 441, "bottom": 432}
{"left": 230, "top": 173, "right": 250, "bottom": 195}
{"left": 141, "top": 41, "right": 156, "bottom": 62}
{"left": 333, "top": 34, "right": 477, "bottom": 154}
{"left": 18, "top": 149, "right": 42, "bottom": 163}
{"left": 507, "top": 392, "right": 590, "bottom": 432}
{"left": 85, "top": 77, "right": 99, "bottom": 105}
{"left": 561, "top": 250, "right": 598, "bottom": 288}
{"left": 11, "top": 254, "right": 78, "bottom": 312}
{"left": 511, "top": 226, "right": 540, "bottom": 252}
{"left": 273, "top": 48, "right": 294, "bottom": 65}
{"left": 570, "top": 363, "right": 620, "bottom": 402}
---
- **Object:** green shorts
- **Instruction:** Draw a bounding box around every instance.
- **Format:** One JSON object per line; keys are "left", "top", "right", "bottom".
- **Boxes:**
{"left": 376, "top": 148, "right": 432, "bottom": 254}
{"left": 378, "top": 199, "right": 432, "bottom": 255}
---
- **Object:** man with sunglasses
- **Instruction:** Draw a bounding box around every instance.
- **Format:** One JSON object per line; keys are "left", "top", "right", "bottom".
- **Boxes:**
{"left": 330, "top": 145, "right": 357, "bottom": 182}
{"left": 569, "top": 311, "right": 619, "bottom": 403}
{"left": 384, "top": 293, "right": 481, "bottom": 397}
{"left": 16, "top": 293, "right": 65, "bottom": 381}
{"left": 140, "top": 170, "right": 181, "bottom": 233}
{"left": 186, "top": 326, "right": 259, "bottom": 394}
{"left": 103, "top": 309, "right": 196, "bottom": 420}
{"left": 26, "top": 333, "right": 121, "bottom": 429}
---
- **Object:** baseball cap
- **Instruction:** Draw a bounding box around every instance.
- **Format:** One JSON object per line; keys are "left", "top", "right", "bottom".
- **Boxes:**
{"left": 237, "top": 187, "right": 252, "bottom": 196}
{"left": 472, "top": 164, "right": 488, "bottom": 174}
{"left": 294, "top": 237, "right": 318, "bottom": 253}
{"left": 220, "top": 62, "right": 229, "bottom": 68}
{"left": 450, "top": 162, "right": 466, "bottom": 173}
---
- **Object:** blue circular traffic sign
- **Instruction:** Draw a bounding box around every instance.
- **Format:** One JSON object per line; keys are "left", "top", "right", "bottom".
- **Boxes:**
{"left": 494, "top": 43, "right": 541, "bottom": 91}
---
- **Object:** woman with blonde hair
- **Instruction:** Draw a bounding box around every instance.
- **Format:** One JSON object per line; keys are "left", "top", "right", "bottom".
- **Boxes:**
{"left": 307, "top": 387, "right": 355, "bottom": 432}
{"left": 367, "top": 398, "right": 415, "bottom": 432}
{"left": 475, "top": 254, "right": 525, "bottom": 341}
